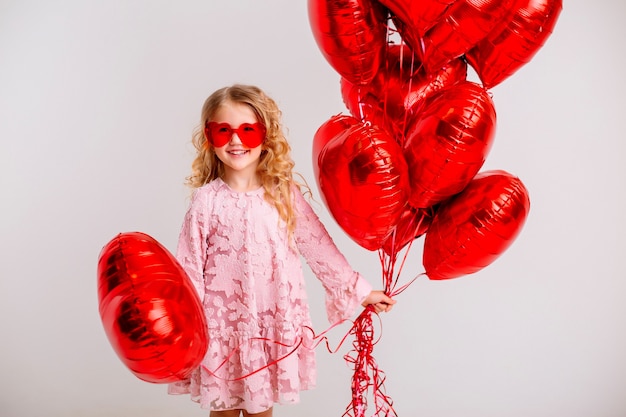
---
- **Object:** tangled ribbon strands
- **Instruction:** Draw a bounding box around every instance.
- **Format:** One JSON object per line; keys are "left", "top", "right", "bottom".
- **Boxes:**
{"left": 342, "top": 224, "right": 427, "bottom": 417}
{"left": 343, "top": 306, "right": 396, "bottom": 417}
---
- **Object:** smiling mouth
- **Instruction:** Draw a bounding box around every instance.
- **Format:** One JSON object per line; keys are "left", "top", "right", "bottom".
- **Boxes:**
{"left": 228, "top": 149, "right": 249, "bottom": 155}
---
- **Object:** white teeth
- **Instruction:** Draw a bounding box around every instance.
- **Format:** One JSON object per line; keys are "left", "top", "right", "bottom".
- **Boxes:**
{"left": 229, "top": 150, "right": 247, "bottom": 155}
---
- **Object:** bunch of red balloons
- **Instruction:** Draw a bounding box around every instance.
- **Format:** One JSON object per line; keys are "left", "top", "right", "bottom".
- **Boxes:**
{"left": 309, "top": 0, "right": 562, "bottom": 280}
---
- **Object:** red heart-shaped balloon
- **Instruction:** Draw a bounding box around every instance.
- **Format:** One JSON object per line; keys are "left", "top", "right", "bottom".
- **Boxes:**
{"left": 465, "top": 0, "right": 563, "bottom": 89}
{"left": 403, "top": 81, "right": 496, "bottom": 209}
{"left": 341, "top": 44, "right": 468, "bottom": 144}
{"left": 314, "top": 115, "right": 409, "bottom": 250}
{"left": 308, "top": 0, "right": 388, "bottom": 85}
{"left": 97, "top": 232, "right": 208, "bottom": 383}
{"left": 409, "top": 0, "right": 518, "bottom": 74}
{"left": 423, "top": 170, "right": 530, "bottom": 280}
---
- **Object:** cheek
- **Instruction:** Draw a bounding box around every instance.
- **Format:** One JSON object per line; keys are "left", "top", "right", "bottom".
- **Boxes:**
{"left": 213, "top": 148, "right": 227, "bottom": 162}
{"left": 251, "top": 147, "right": 263, "bottom": 160}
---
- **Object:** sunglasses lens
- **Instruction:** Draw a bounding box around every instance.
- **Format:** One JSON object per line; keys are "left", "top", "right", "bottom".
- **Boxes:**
{"left": 237, "top": 123, "right": 265, "bottom": 148}
{"left": 206, "top": 123, "right": 231, "bottom": 147}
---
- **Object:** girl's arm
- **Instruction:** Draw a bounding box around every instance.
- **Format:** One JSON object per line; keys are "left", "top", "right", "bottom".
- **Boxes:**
{"left": 293, "top": 186, "right": 394, "bottom": 322}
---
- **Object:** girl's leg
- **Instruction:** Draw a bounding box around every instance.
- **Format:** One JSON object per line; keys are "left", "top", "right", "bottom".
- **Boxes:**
{"left": 242, "top": 407, "right": 273, "bottom": 417}
{"left": 210, "top": 410, "right": 241, "bottom": 417}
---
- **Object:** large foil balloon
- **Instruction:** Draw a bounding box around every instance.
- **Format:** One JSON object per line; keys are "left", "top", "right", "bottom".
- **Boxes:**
{"left": 314, "top": 115, "right": 409, "bottom": 250}
{"left": 308, "top": 0, "right": 388, "bottom": 85}
{"left": 403, "top": 81, "right": 496, "bottom": 209}
{"left": 411, "top": 0, "right": 517, "bottom": 74}
{"left": 97, "top": 231, "right": 208, "bottom": 383}
{"left": 466, "top": 0, "right": 563, "bottom": 89}
{"left": 379, "top": 0, "right": 455, "bottom": 38}
{"left": 341, "top": 44, "right": 467, "bottom": 143}
{"left": 423, "top": 170, "right": 530, "bottom": 280}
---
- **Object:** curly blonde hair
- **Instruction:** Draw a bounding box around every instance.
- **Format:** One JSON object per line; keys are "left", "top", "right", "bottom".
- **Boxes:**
{"left": 186, "top": 84, "right": 305, "bottom": 236}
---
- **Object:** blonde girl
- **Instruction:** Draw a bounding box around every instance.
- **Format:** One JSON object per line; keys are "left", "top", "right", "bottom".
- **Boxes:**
{"left": 169, "top": 84, "right": 394, "bottom": 417}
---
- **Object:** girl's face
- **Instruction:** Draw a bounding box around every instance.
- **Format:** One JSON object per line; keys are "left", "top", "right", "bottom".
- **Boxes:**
{"left": 209, "top": 101, "right": 264, "bottom": 185}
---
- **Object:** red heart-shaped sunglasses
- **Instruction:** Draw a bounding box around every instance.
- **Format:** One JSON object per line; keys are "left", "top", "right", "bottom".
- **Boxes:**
{"left": 205, "top": 122, "right": 266, "bottom": 148}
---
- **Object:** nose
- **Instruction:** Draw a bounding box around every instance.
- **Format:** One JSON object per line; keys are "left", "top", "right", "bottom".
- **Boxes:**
{"left": 229, "top": 131, "right": 243, "bottom": 144}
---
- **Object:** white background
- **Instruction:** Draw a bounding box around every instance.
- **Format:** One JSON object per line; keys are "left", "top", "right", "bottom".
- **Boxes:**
{"left": 1, "top": 1, "right": 625, "bottom": 416}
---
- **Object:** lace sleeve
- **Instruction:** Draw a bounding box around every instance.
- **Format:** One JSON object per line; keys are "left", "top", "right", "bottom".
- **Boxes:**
{"left": 292, "top": 187, "right": 372, "bottom": 324}
{"left": 176, "top": 190, "right": 208, "bottom": 307}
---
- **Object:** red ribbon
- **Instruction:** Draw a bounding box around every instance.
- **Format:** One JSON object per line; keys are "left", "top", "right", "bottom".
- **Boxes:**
{"left": 342, "top": 305, "right": 395, "bottom": 417}
{"left": 340, "top": 212, "right": 427, "bottom": 417}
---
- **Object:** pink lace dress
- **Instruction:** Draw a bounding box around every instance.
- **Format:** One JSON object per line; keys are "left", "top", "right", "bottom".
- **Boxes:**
{"left": 168, "top": 178, "right": 372, "bottom": 413}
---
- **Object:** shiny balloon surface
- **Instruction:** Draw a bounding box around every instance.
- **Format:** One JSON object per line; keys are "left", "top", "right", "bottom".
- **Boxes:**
{"left": 308, "top": 0, "right": 388, "bottom": 85}
{"left": 423, "top": 170, "right": 531, "bottom": 280}
{"left": 410, "top": 0, "right": 518, "bottom": 73}
{"left": 97, "top": 231, "right": 208, "bottom": 383}
{"left": 314, "top": 115, "right": 409, "bottom": 251}
{"left": 466, "top": 0, "right": 563, "bottom": 88}
{"left": 403, "top": 81, "right": 496, "bottom": 209}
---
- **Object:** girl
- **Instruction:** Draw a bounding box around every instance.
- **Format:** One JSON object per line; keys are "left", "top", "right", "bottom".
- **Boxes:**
{"left": 168, "top": 84, "right": 395, "bottom": 417}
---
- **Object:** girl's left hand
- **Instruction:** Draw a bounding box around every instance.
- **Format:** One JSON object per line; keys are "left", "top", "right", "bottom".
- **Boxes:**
{"left": 362, "top": 290, "right": 396, "bottom": 313}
